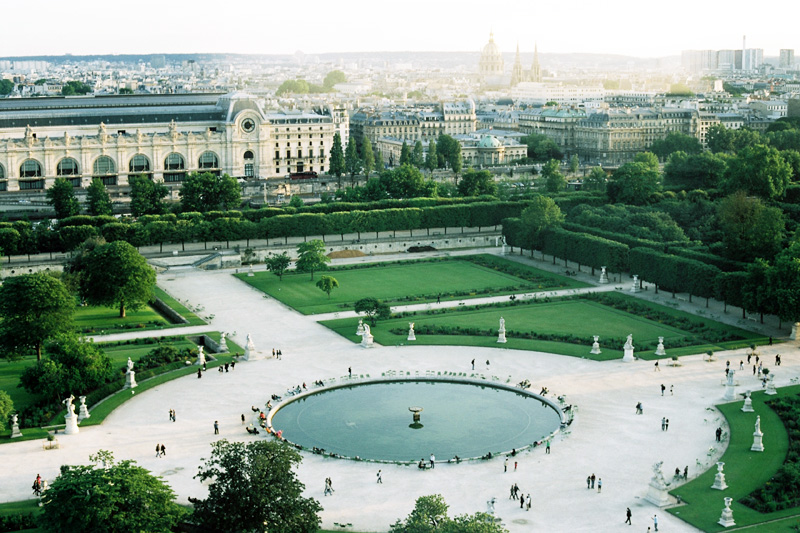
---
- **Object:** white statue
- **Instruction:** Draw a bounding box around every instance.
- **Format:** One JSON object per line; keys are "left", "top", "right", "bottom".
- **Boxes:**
{"left": 407, "top": 322, "right": 416, "bottom": 341}
{"left": 755, "top": 415, "right": 761, "bottom": 435}
{"left": 363, "top": 324, "right": 371, "bottom": 336}
{"left": 624, "top": 334, "right": 633, "bottom": 350}
{"left": 127, "top": 357, "right": 134, "bottom": 373}
{"left": 486, "top": 497, "right": 496, "bottom": 515}
{"left": 727, "top": 369, "right": 735, "bottom": 386}
{"left": 246, "top": 333, "right": 253, "bottom": 346}
{"left": 220, "top": 332, "right": 226, "bottom": 343}
{"left": 499, "top": 317, "right": 506, "bottom": 331}
{"left": 63, "top": 394, "right": 76, "bottom": 416}
{"left": 11, "top": 413, "right": 18, "bottom": 426}
{"left": 409, "top": 322, "right": 414, "bottom": 331}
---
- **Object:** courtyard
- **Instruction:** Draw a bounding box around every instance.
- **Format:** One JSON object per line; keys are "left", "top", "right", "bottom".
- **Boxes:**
{"left": 0, "top": 248, "right": 796, "bottom": 532}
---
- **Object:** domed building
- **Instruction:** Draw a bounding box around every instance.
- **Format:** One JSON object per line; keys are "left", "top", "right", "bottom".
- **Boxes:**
{"left": 479, "top": 32, "right": 505, "bottom": 78}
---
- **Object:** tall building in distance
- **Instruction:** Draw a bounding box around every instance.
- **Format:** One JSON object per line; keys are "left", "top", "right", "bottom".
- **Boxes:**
{"left": 531, "top": 43, "right": 542, "bottom": 82}
{"left": 682, "top": 38, "right": 764, "bottom": 72}
{"left": 478, "top": 32, "right": 504, "bottom": 79}
{"left": 780, "top": 49, "right": 796, "bottom": 68}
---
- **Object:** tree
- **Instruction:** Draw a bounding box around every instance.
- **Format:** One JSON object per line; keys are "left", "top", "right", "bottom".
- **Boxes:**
{"left": 412, "top": 141, "right": 425, "bottom": 168}
{"left": 354, "top": 297, "right": 391, "bottom": 326}
{"left": 607, "top": 162, "right": 661, "bottom": 205}
{"left": 633, "top": 151, "right": 660, "bottom": 171}
{"left": 191, "top": 439, "right": 322, "bottom": 533}
{"left": 180, "top": 172, "right": 241, "bottom": 212}
{"left": 266, "top": 252, "right": 291, "bottom": 280}
{"left": 322, "top": 70, "right": 346, "bottom": 90}
{"left": 542, "top": 159, "right": 566, "bottom": 193}
{"left": 329, "top": 132, "right": 345, "bottom": 187}
{"left": 86, "top": 178, "right": 113, "bottom": 216}
{"left": 400, "top": 141, "right": 412, "bottom": 166}
{"left": 663, "top": 151, "right": 727, "bottom": 190}
{"left": 129, "top": 175, "right": 168, "bottom": 217}
{"left": 316, "top": 275, "right": 339, "bottom": 299}
{"left": 46, "top": 178, "right": 81, "bottom": 219}
{"left": 19, "top": 333, "right": 114, "bottom": 402}
{"left": 0, "top": 79, "right": 14, "bottom": 95}
{"left": 380, "top": 164, "right": 435, "bottom": 199}
{"left": 295, "top": 239, "right": 330, "bottom": 280}
{"left": 649, "top": 132, "right": 703, "bottom": 160}
{"left": 362, "top": 137, "right": 375, "bottom": 179}
{"left": 374, "top": 148, "right": 384, "bottom": 172}
{"left": 0, "top": 273, "right": 74, "bottom": 361}
{"left": 724, "top": 144, "right": 792, "bottom": 200}
{"left": 568, "top": 154, "right": 580, "bottom": 174}
{"left": 771, "top": 242, "right": 800, "bottom": 325}
{"left": 80, "top": 241, "right": 156, "bottom": 317}
{"left": 458, "top": 169, "right": 497, "bottom": 197}
{"left": 717, "top": 191, "right": 785, "bottom": 261}
{"left": 61, "top": 80, "right": 92, "bottom": 95}
{"left": 519, "top": 195, "right": 564, "bottom": 256}
{"left": 584, "top": 167, "right": 607, "bottom": 192}
{"left": 40, "top": 450, "right": 183, "bottom": 533}
{"left": 390, "top": 494, "right": 507, "bottom": 533}
{"left": 288, "top": 195, "right": 304, "bottom": 208}
{"left": 707, "top": 124, "right": 735, "bottom": 153}
{"left": 345, "top": 138, "right": 362, "bottom": 186}
{"left": 425, "top": 139, "right": 438, "bottom": 175}
{"left": 0, "top": 390, "right": 12, "bottom": 431}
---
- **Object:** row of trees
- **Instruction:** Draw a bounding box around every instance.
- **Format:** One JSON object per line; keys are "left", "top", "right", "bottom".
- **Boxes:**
{"left": 0, "top": 200, "right": 523, "bottom": 257}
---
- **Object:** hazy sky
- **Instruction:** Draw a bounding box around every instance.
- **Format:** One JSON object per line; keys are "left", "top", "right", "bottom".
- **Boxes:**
{"left": 2, "top": 0, "right": 797, "bottom": 58}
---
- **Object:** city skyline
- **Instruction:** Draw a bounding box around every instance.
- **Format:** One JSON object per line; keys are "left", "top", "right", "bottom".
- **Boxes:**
{"left": 3, "top": 0, "right": 798, "bottom": 59}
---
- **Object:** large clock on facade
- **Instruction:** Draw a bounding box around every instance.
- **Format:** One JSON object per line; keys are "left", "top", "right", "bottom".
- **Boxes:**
{"left": 242, "top": 119, "right": 256, "bottom": 133}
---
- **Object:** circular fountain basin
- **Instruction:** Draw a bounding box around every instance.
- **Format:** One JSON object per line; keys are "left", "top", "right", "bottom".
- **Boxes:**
{"left": 269, "top": 378, "right": 564, "bottom": 462}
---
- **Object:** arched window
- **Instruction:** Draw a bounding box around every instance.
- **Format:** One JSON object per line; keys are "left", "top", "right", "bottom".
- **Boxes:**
{"left": 129, "top": 154, "right": 151, "bottom": 180}
{"left": 163, "top": 153, "right": 186, "bottom": 182}
{"left": 0, "top": 163, "right": 5, "bottom": 191}
{"left": 19, "top": 159, "right": 44, "bottom": 189}
{"left": 93, "top": 156, "right": 117, "bottom": 186}
{"left": 244, "top": 150, "right": 255, "bottom": 178}
{"left": 198, "top": 151, "right": 220, "bottom": 176}
{"left": 0, "top": 163, "right": 5, "bottom": 180}
{"left": 57, "top": 157, "right": 81, "bottom": 187}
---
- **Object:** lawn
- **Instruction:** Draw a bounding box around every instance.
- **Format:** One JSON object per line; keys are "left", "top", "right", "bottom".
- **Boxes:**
{"left": 73, "top": 303, "right": 170, "bottom": 333}
{"left": 320, "top": 294, "right": 763, "bottom": 361}
{"left": 236, "top": 255, "right": 588, "bottom": 315}
{"left": 153, "top": 286, "right": 206, "bottom": 326}
{"left": 668, "top": 387, "right": 800, "bottom": 532}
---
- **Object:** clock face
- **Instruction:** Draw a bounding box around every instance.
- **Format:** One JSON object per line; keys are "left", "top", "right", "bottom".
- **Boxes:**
{"left": 242, "top": 119, "right": 256, "bottom": 133}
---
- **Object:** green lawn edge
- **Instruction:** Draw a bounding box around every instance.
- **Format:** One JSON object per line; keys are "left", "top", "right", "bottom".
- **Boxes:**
{"left": 153, "top": 286, "right": 206, "bottom": 326}
{"left": 667, "top": 386, "right": 800, "bottom": 532}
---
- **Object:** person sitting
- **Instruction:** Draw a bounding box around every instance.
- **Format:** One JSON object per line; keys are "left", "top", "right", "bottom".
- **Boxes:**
{"left": 259, "top": 411, "right": 266, "bottom": 421}
{"left": 302, "top": 383, "right": 307, "bottom": 390}
{"left": 251, "top": 405, "right": 259, "bottom": 412}
{"left": 418, "top": 459, "right": 427, "bottom": 469}
{"left": 266, "top": 400, "right": 272, "bottom": 409}
{"left": 246, "top": 425, "right": 259, "bottom": 435}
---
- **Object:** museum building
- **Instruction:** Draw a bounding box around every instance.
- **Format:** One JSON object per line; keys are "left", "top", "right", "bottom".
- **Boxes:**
{"left": 0, "top": 92, "right": 341, "bottom": 194}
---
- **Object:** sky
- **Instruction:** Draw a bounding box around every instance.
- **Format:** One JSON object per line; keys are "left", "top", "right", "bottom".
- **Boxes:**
{"left": 2, "top": 0, "right": 798, "bottom": 58}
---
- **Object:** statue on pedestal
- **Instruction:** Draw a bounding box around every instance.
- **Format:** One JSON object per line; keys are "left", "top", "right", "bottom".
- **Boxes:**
{"left": 407, "top": 322, "right": 416, "bottom": 341}
{"left": 590, "top": 335, "right": 602, "bottom": 355}
{"left": 497, "top": 317, "right": 507, "bottom": 343}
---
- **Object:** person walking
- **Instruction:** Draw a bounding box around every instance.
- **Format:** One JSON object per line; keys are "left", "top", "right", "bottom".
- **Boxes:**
{"left": 625, "top": 507, "right": 632, "bottom": 525}
{"left": 716, "top": 427, "right": 722, "bottom": 442}
{"left": 504, "top": 458, "right": 508, "bottom": 472}
{"left": 156, "top": 443, "right": 161, "bottom": 458}
{"left": 241, "top": 413, "right": 245, "bottom": 425}
{"left": 376, "top": 470, "right": 382, "bottom": 484}
{"left": 197, "top": 368, "right": 202, "bottom": 379}
{"left": 597, "top": 478, "right": 602, "bottom": 493}
{"left": 526, "top": 494, "right": 531, "bottom": 511}
{"left": 660, "top": 384, "right": 665, "bottom": 396}
{"left": 654, "top": 361, "right": 660, "bottom": 371}
{"left": 348, "top": 367, "right": 352, "bottom": 378}
{"left": 214, "top": 420, "right": 219, "bottom": 435}
{"left": 684, "top": 465, "right": 689, "bottom": 479}
{"left": 430, "top": 453, "right": 435, "bottom": 469}
{"left": 636, "top": 402, "right": 643, "bottom": 414}
{"left": 514, "top": 461, "right": 518, "bottom": 471}
{"left": 670, "top": 385, "right": 673, "bottom": 396}
{"left": 509, "top": 484, "right": 516, "bottom": 500}
{"left": 471, "top": 359, "right": 475, "bottom": 370}
{"left": 160, "top": 443, "right": 166, "bottom": 457}
{"left": 661, "top": 417, "right": 666, "bottom": 431}
{"left": 591, "top": 473, "right": 596, "bottom": 489}
{"left": 653, "top": 514, "right": 658, "bottom": 531}
{"left": 545, "top": 439, "right": 551, "bottom": 454}
{"left": 587, "top": 475, "right": 591, "bottom": 489}
{"left": 520, "top": 493, "right": 525, "bottom": 509}
{"left": 665, "top": 419, "right": 669, "bottom": 431}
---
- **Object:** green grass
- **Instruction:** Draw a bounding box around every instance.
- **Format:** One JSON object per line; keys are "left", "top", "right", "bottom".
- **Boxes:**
{"left": 73, "top": 303, "right": 170, "bottom": 333}
{"left": 153, "top": 287, "right": 206, "bottom": 326}
{"left": 321, "top": 295, "right": 762, "bottom": 361}
{"left": 668, "top": 386, "right": 800, "bottom": 532}
{"left": 236, "top": 255, "right": 588, "bottom": 315}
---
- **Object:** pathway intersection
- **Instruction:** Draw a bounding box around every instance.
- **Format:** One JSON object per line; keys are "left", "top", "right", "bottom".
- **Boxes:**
{"left": 1, "top": 248, "right": 794, "bottom": 532}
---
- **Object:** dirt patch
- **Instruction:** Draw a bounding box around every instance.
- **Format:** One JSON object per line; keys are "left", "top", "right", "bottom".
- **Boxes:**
{"left": 328, "top": 249, "right": 367, "bottom": 259}
{"left": 407, "top": 246, "right": 437, "bottom": 253}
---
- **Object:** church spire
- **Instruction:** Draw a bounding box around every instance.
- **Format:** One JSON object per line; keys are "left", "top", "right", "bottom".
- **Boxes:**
{"left": 531, "top": 42, "right": 542, "bottom": 82}
{"left": 511, "top": 41, "right": 524, "bottom": 86}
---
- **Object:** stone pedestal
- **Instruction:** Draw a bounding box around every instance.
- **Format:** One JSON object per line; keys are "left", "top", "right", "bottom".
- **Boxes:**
{"left": 218, "top": 334, "right": 228, "bottom": 353}
{"left": 196, "top": 346, "right": 206, "bottom": 366}
{"left": 765, "top": 374, "right": 777, "bottom": 395}
{"left": 10, "top": 415, "right": 21, "bottom": 438}
{"left": 247, "top": 266, "right": 254, "bottom": 277}
{"left": 502, "top": 244, "right": 508, "bottom": 255}
{"left": 718, "top": 497, "right": 736, "bottom": 528}
{"left": 356, "top": 319, "right": 365, "bottom": 336}
{"left": 655, "top": 337, "right": 666, "bottom": 356}
{"left": 590, "top": 335, "right": 602, "bottom": 355}
{"left": 631, "top": 274, "right": 640, "bottom": 293}
{"left": 622, "top": 334, "right": 634, "bottom": 362}
{"left": 243, "top": 335, "right": 259, "bottom": 361}
{"left": 724, "top": 383, "right": 736, "bottom": 401}
{"left": 741, "top": 391, "right": 754, "bottom": 412}
{"left": 711, "top": 462, "right": 728, "bottom": 490}
{"left": 598, "top": 266, "right": 609, "bottom": 284}
{"left": 124, "top": 370, "right": 137, "bottom": 389}
{"left": 77, "top": 396, "right": 90, "bottom": 422}
{"left": 752, "top": 431, "right": 764, "bottom": 452}
{"left": 64, "top": 413, "right": 79, "bottom": 435}
{"left": 497, "top": 317, "right": 507, "bottom": 343}
{"left": 792, "top": 322, "right": 799, "bottom": 340}
{"left": 645, "top": 462, "right": 672, "bottom": 507}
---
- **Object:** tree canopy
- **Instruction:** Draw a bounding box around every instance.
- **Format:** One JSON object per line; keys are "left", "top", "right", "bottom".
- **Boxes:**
{"left": 542, "top": 159, "right": 566, "bottom": 193}
{"left": 265, "top": 252, "right": 291, "bottom": 280}
{"left": 519, "top": 195, "right": 564, "bottom": 254}
{"left": 87, "top": 178, "right": 113, "bottom": 216}
{"left": 323, "top": 70, "right": 346, "bottom": 90}
{"left": 40, "top": 450, "right": 183, "bottom": 533}
{"left": 295, "top": 239, "right": 330, "bottom": 280}
{"left": 191, "top": 439, "right": 322, "bottom": 533}
{"left": 389, "top": 494, "right": 507, "bottom": 533}
{"left": 329, "top": 132, "right": 345, "bottom": 183}
{"left": 723, "top": 144, "right": 792, "bottom": 200}
{"left": 129, "top": 175, "right": 168, "bottom": 217}
{"left": 345, "top": 138, "right": 362, "bottom": 183}
{"left": 607, "top": 161, "right": 662, "bottom": 205}
{"left": 0, "top": 273, "right": 74, "bottom": 360}
{"left": 458, "top": 169, "right": 497, "bottom": 197}
{"left": 716, "top": 191, "right": 785, "bottom": 262}
{"left": 316, "top": 275, "right": 339, "bottom": 299}
{"left": 649, "top": 131, "right": 703, "bottom": 160}
{"left": 80, "top": 241, "right": 156, "bottom": 317}
{"left": 61, "top": 80, "right": 92, "bottom": 96}
{"left": 180, "top": 172, "right": 241, "bottom": 212}
{"left": 354, "top": 297, "right": 392, "bottom": 325}
{"left": 47, "top": 178, "right": 81, "bottom": 219}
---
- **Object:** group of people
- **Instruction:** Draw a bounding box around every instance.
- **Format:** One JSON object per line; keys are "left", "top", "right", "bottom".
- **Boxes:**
{"left": 217, "top": 362, "right": 235, "bottom": 373}
{"left": 168, "top": 409, "right": 176, "bottom": 422}
{"left": 508, "top": 483, "right": 532, "bottom": 511}
{"left": 31, "top": 474, "right": 45, "bottom": 496}
{"left": 418, "top": 454, "right": 436, "bottom": 470}
{"left": 272, "top": 348, "right": 283, "bottom": 359}
{"left": 323, "top": 477, "right": 334, "bottom": 495}
{"left": 585, "top": 473, "right": 602, "bottom": 492}
{"left": 155, "top": 443, "right": 166, "bottom": 457}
